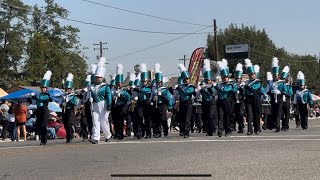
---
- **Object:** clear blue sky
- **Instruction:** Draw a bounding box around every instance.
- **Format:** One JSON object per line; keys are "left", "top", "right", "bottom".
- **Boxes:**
{"left": 24, "top": 0, "right": 319, "bottom": 80}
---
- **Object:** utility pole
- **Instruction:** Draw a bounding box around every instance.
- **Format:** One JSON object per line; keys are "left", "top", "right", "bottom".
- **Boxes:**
{"left": 179, "top": 55, "right": 187, "bottom": 67}
{"left": 213, "top": 19, "right": 219, "bottom": 61}
{"left": 93, "top": 42, "right": 108, "bottom": 59}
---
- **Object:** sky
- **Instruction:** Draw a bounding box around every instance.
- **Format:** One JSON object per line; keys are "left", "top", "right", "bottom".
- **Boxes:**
{"left": 23, "top": 0, "right": 319, "bottom": 80}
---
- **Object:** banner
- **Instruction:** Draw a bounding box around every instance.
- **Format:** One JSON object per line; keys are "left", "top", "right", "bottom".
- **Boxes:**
{"left": 188, "top": 47, "right": 204, "bottom": 86}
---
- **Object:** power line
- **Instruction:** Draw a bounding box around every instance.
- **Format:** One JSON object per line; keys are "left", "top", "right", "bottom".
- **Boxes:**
{"left": 1, "top": 2, "right": 211, "bottom": 35}
{"left": 82, "top": 0, "right": 208, "bottom": 27}
{"left": 108, "top": 25, "right": 212, "bottom": 61}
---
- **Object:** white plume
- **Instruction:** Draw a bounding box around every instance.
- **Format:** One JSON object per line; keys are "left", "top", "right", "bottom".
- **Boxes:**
{"left": 129, "top": 73, "right": 135, "bottom": 81}
{"left": 85, "top": 75, "right": 91, "bottom": 82}
{"left": 91, "top": 64, "right": 97, "bottom": 74}
{"left": 244, "top": 59, "right": 252, "bottom": 68}
{"left": 66, "top": 73, "right": 73, "bottom": 81}
{"left": 235, "top": 63, "right": 243, "bottom": 72}
{"left": 222, "top": 59, "right": 228, "bottom": 67}
{"left": 163, "top": 76, "right": 168, "bottom": 83}
{"left": 217, "top": 61, "right": 225, "bottom": 70}
{"left": 98, "top": 57, "right": 106, "bottom": 67}
{"left": 178, "top": 64, "right": 187, "bottom": 72}
{"left": 202, "top": 59, "right": 211, "bottom": 72}
{"left": 154, "top": 63, "right": 161, "bottom": 73}
{"left": 272, "top": 57, "right": 279, "bottom": 68}
{"left": 297, "top": 71, "right": 304, "bottom": 80}
{"left": 282, "top": 66, "right": 290, "bottom": 73}
{"left": 116, "top": 64, "right": 123, "bottom": 75}
{"left": 267, "top": 72, "right": 272, "bottom": 81}
{"left": 254, "top": 65, "right": 260, "bottom": 73}
{"left": 43, "top": 70, "right": 52, "bottom": 80}
{"left": 140, "top": 63, "right": 147, "bottom": 73}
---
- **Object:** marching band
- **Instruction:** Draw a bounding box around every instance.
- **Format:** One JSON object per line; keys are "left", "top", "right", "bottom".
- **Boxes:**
{"left": 28, "top": 56, "right": 315, "bottom": 145}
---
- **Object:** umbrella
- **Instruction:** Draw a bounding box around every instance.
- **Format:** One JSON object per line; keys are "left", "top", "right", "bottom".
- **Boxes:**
{"left": 48, "top": 88, "right": 64, "bottom": 104}
{"left": 48, "top": 121, "right": 66, "bottom": 139}
{"left": 28, "top": 102, "right": 62, "bottom": 112}
{"left": 0, "top": 89, "right": 39, "bottom": 100}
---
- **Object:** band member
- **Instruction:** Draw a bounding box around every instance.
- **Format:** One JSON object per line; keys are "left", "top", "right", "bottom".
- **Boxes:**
{"left": 293, "top": 71, "right": 314, "bottom": 129}
{"left": 112, "top": 64, "right": 131, "bottom": 140}
{"left": 216, "top": 60, "right": 237, "bottom": 137}
{"left": 135, "top": 64, "right": 152, "bottom": 139}
{"left": 61, "top": 73, "right": 78, "bottom": 143}
{"left": 168, "top": 77, "right": 182, "bottom": 132}
{"left": 28, "top": 71, "right": 53, "bottom": 145}
{"left": 234, "top": 63, "right": 245, "bottom": 133}
{"left": 90, "top": 58, "right": 112, "bottom": 144}
{"left": 200, "top": 59, "right": 218, "bottom": 136}
{"left": 244, "top": 59, "right": 266, "bottom": 135}
{"left": 262, "top": 72, "right": 272, "bottom": 130}
{"left": 280, "top": 66, "right": 293, "bottom": 131}
{"left": 191, "top": 82, "right": 202, "bottom": 133}
{"left": 177, "top": 64, "right": 195, "bottom": 138}
{"left": 126, "top": 73, "right": 137, "bottom": 137}
{"left": 150, "top": 63, "right": 173, "bottom": 138}
{"left": 268, "top": 57, "right": 288, "bottom": 132}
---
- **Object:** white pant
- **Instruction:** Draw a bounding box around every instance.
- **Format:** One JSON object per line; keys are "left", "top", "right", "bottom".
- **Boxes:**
{"left": 91, "top": 101, "right": 112, "bottom": 141}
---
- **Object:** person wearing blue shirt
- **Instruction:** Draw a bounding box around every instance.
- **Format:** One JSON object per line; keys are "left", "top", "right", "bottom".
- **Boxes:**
{"left": 280, "top": 66, "right": 293, "bottom": 131}
{"left": 61, "top": 73, "right": 78, "bottom": 143}
{"left": 293, "top": 71, "right": 314, "bottom": 129}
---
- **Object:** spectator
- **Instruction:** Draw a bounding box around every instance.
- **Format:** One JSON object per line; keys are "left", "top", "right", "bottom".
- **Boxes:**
{"left": 0, "top": 100, "right": 10, "bottom": 141}
{"left": 7, "top": 102, "right": 17, "bottom": 141}
{"left": 14, "top": 100, "right": 27, "bottom": 141}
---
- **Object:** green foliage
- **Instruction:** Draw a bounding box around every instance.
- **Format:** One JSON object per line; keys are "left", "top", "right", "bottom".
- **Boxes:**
{"left": 0, "top": 0, "right": 87, "bottom": 90}
{"left": 205, "top": 24, "right": 319, "bottom": 93}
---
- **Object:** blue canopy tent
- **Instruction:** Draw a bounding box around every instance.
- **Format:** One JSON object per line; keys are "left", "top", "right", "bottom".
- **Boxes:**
{"left": 28, "top": 102, "right": 62, "bottom": 112}
{"left": 0, "top": 88, "right": 39, "bottom": 101}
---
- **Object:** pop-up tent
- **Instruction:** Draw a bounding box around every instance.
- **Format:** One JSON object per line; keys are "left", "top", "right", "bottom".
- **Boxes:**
{"left": 0, "top": 88, "right": 39, "bottom": 101}
{"left": 0, "top": 88, "right": 8, "bottom": 97}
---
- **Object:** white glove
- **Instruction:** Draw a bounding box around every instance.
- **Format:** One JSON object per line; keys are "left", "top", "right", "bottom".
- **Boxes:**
{"left": 134, "top": 96, "right": 138, "bottom": 101}
{"left": 62, "top": 102, "right": 66, "bottom": 107}
{"left": 117, "top": 93, "right": 121, "bottom": 97}
{"left": 158, "top": 91, "right": 161, "bottom": 96}
{"left": 150, "top": 102, "right": 153, "bottom": 105}
{"left": 31, "top": 92, "right": 35, "bottom": 96}
{"left": 237, "top": 90, "right": 240, "bottom": 94}
{"left": 83, "top": 88, "right": 88, "bottom": 92}
{"left": 106, "top": 110, "right": 111, "bottom": 114}
{"left": 89, "top": 98, "right": 93, "bottom": 103}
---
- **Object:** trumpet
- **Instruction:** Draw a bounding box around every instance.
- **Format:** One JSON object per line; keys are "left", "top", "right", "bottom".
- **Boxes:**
{"left": 114, "top": 88, "right": 122, "bottom": 106}
{"left": 272, "top": 80, "right": 284, "bottom": 103}
{"left": 235, "top": 90, "right": 240, "bottom": 103}
{"left": 129, "top": 99, "right": 136, "bottom": 112}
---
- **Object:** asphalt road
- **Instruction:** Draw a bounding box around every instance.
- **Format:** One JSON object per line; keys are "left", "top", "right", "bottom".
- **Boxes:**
{"left": 1, "top": 119, "right": 320, "bottom": 180}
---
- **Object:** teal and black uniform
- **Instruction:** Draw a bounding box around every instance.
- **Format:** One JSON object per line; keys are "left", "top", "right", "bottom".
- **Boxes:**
{"left": 294, "top": 88, "right": 314, "bottom": 129}
{"left": 245, "top": 79, "right": 266, "bottom": 134}
{"left": 177, "top": 83, "right": 194, "bottom": 137}
{"left": 62, "top": 93, "right": 78, "bottom": 142}
{"left": 282, "top": 83, "right": 293, "bottom": 130}
{"left": 200, "top": 84, "right": 218, "bottom": 135}
{"left": 136, "top": 85, "right": 152, "bottom": 138}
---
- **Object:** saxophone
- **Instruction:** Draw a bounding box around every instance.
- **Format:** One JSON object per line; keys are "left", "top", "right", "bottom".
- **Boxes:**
{"left": 129, "top": 98, "right": 136, "bottom": 112}
{"left": 298, "top": 89, "right": 309, "bottom": 104}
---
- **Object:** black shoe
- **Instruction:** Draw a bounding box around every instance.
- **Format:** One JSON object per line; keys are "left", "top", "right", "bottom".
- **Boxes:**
{"left": 217, "top": 131, "right": 222, "bottom": 137}
{"left": 92, "top": 140, "right": 98, "bottom": 144}
{"left": 105, "top": 139, "right": 109, "bottom": 142}
{"left": 283, "top": 128, "right": 288, "bottom": 132}
{"left": 247, "top": 131, "right": 253, "bottom": 135}
{"left": 254, "top": 130, "right": 260, "bottom": 135}
{"left": 302, "top": 126, "right": 308, "bottom": 129}
{"left": 262, "top": 126, "right": 267, "bottom": 130}
{"left": 164, "top": 131, "right": 168, "bottom": 137}
{"left": 225, "top": 132, "right": 231, "bottom": 137}
{"left": 145, "top": 135, "right": 151, "bottom": 139}
{"left": 184, "top": 134, "right": 189, "bottom": 138}
{"left": 66, "top": 140, "right": 72, "bottom": 143}
{"left": 179, "top": 132, "right": 184, "bottom": 136}
{"left": 40, "top": 142, "right": 46, "bottom": 145}
{"left": 118, "top": 136, "right": 124, "bottom": 140}
{"left": 206, "top": 133, "right": 213, "bottom": 136}
{"left": 237, "top": 129, "right": 244, "bottom": 133}
{"left": 136, "top": 134, "right": 141, "bottom": 139}
{"left": 275, "top": 128, "right": 280, "bottom": 132}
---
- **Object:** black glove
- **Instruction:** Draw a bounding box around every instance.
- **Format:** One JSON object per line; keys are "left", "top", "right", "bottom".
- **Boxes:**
{"left": 107, "top": 105, "right": 111, "bottom": 111}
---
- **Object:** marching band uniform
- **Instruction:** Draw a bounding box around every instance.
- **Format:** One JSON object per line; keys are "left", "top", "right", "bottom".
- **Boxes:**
{"left": 216, "top": 60, "right": 237, "bottom": 137}
{"left": 262, "top": 72, "right": 273, "bottom": 130}
{"left": 126, "top": 73, "right": 137, "bottom": 137}
{"left": 293, "top": 71, "right": 314, "bottom": 129}
{"left": 62, "top": 73, "right": 78, "bottom": 143}
{"left": 168, "top": 77, "right": 182, "bottom": 132}
{"left": 280, "top": 66, "right": 293, "bottom": 131}
{"left": 136, "top": 64, "right": 152, "bottom": 139}
{"left": 234, "top": 63, "right": 245, "bottom": 133}
{"left": 191, "top": 83, "right": 203, "bottom": 133}
{"left": 244, "top": 59, "right": 266, "bottom": 135}
{"left": 268, "top": 57, "right": 288, "bottom": 132}
{"left": 29, "top": 71, "right": 53, "bottom": 145}
{"left": 200, "top": 59, "right": 218, "bottom": 136}
{"left": 112, "top": 64, "right": 131, "bottom": 140}
{"left": 79, "top": 74, "right": 93, "bottom": 141}
{"left": 150, "top": 63, "right": 173, "bottom": 138}
{"left": 91, "top": 58, "right": 112, "bottom": 144}
{"left": 177, "top": 64, "right": 195, "bottom": 138}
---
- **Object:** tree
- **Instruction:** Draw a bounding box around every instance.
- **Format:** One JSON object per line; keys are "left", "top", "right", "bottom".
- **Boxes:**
{"left": 0, "top": 0, "right": 29, "bottom": 89}
{"left": 24, "top": 0, "right": 87, "bottom": 89}
{"left": 205, "top": 24, "right": 319, "bottom": 92}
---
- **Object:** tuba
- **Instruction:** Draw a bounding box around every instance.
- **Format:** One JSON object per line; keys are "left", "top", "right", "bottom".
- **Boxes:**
{"left": 210, "top": 60, "right": 221, "bottom": 81}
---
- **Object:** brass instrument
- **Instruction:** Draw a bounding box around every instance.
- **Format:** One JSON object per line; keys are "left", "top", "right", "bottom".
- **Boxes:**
{"left": 129, "top": 99, "right": 136, "bottom": 112}
{"left": 114, "top": 88, "right": 122, "bottom": 106}
{"left": 272, "top": 80, "right": 284, "bottom": 103}
{"left": 298, "top": 88, "right": 309, "bottom": 104}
